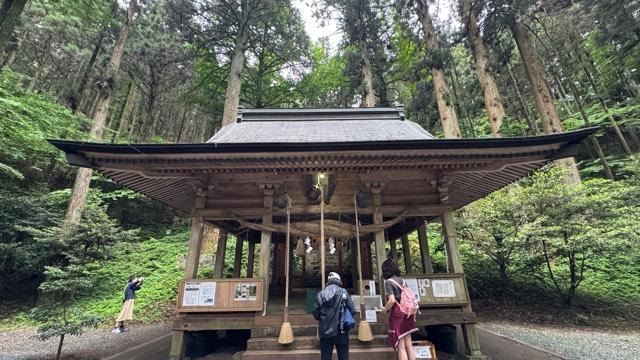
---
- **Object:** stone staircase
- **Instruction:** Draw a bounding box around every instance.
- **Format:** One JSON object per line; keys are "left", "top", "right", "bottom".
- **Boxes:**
{"left": 242, "top": 314, "right": 396, "bottom": 360}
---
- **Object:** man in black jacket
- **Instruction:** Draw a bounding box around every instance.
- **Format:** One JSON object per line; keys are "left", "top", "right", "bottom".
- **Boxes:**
{"left": 313, "top": 272, "right": 356, "bottom": 360}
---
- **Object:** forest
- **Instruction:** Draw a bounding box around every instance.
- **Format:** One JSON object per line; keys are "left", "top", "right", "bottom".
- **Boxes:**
{"left": 0, "top": 0, "right": 639, "bottom": 358}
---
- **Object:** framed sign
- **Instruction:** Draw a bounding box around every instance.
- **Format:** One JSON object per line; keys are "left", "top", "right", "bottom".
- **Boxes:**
{"left": 405, "top": 274, "right": 470, "bottom": 306}
{"left": 177, "top": 278, "right": 265, "bottom": 313}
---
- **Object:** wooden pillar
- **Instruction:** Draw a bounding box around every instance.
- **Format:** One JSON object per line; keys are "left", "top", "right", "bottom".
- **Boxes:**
{"left": 417, "top": 224, "right": 433, "bottom": 274}
{"left": 247, "top": 241, "right": 256, "bottom": 278}
{"left": 170, "top": 191, "right": 206, "bottom": 360}
{"left": 258, "top": 185, "right": 274, "bottom": 311}
{"left": 213, "top": 230, "right": 228, "bottom": 278}
{"left": 390, "top": 237, "right": 398, "bottom": 263}
{"left": 401, "top": 234, "right": 412, "bottom": 274}
{"left": 233, "top": 236, "right": 243, "bottom": 278}
{"left": 438, "top": 177, "right": 489, "bottom": 360}
{"left": 370, "top": 183, "right": 386, "bottom": 297}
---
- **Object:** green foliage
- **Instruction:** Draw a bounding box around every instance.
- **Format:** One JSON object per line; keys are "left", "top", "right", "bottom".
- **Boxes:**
{"left": 25, "top": 204, "right": 136, "bottom": 358}
{"left": 72, "top": 230, "right": 188, "bottom": 322}
{"left": 458, "top": 165, "right": 640, "bottom": 307}
{"left": 0, "top": 69, "right": 87, "bottom": 184}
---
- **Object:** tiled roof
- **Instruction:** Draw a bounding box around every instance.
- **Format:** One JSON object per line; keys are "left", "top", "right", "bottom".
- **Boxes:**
{"left": 207, "top": 107, "right": 435, "bottom": 143}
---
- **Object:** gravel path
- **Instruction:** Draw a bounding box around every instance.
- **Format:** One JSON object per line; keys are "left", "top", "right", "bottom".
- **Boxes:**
{"left": 0, "top": 323, "right": 171, "bottom": 360}
{"left": 481, "top": 322, "right": 640, "bottom": 360}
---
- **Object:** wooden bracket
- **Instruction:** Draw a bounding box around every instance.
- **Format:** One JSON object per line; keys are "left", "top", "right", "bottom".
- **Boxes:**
{"left": 365, "top": 181, "right": 386, "bottom": 193}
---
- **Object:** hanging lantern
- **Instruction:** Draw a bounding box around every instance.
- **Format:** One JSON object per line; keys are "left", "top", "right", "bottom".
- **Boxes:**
{"left": 329, "top": 237, "right": 336, "bottom": 255}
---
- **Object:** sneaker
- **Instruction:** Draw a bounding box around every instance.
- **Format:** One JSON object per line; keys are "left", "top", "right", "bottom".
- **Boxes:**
{"left": 111, "top": 328, "right": 122, "bottom": 334}
{"left": 120, "top": 327, "right": 128, "bottom": 332}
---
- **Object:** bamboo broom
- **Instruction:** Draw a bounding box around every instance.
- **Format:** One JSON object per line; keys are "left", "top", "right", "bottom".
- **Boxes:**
{"left": 278, "top": 195, "right": 294, "bottom": 344}
{"left": 355, "top": 194, "right": 373, "bottom": 342}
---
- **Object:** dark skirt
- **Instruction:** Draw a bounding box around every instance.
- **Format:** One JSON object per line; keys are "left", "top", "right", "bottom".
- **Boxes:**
{"left": 387, "top": 304, "right": 418, "bottom": 350}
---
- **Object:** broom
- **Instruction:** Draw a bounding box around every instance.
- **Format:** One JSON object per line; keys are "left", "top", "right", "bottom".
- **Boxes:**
{"left": 354, "top": 194, "right": 373, "bottom": 342}
{"left": 278, "top": 195, "right": 294, "bottom": 344}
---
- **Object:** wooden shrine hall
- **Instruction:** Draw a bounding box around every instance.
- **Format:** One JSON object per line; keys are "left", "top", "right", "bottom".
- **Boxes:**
{"left": 50, "top": 107, "right": 593, "bottom": 360}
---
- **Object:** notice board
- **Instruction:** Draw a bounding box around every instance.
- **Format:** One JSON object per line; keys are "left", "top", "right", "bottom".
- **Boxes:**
{"left": 176, "top": 278, "right": 265, "bottom": 313}
{"left": 403, "top": 273, "right": 470, "bottom": 306}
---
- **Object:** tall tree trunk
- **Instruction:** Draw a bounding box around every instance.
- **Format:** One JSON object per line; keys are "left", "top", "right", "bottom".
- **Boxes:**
{"left": 221, "top": 8, "right": 251, "bottom": 127}
{"left": 69, "top": 29, "right": 105, "bottom": 112}
{"left": 510, "top": 19, "right": 581, "bottom": 184}
{"left": 460, "top": 0, "right": 505, "bottom": 137}
{"left": 574, "top": 49, "right": 632, "bottom": 155}
{"left": 117, "top": 80, "right": 139, "bottom": 137}
{"left": 566, "top": 78, "right": 614, "bottom": 179}
{"left": 416, "top": 0, "right": 461, "bottom": 139}
{"left": 65, "top": 0, "right": 137, "bottom": 224}
{"left": 358, "top": 37, "right": 376, "bottom": 107}
{"left": 0, "top": 0, "right": 28, "bottom": 54}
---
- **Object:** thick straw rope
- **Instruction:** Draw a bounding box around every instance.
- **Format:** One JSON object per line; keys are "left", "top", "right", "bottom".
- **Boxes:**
{"left": 232, "top": 203, "right": 417, "bottom": 238}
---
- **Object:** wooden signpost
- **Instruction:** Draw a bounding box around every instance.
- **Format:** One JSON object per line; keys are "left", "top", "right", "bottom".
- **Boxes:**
{"left": 176, "top": 278, "right": 265, "bottom": 313}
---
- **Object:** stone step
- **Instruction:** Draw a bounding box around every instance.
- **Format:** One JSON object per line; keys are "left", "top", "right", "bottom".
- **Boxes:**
{"left": 242, "top": 347, "right": 397, "bottom": 360}
{"left": 246, "top": 335, "right": 389, "bottom": 351}
{"left": 251, "top": 324, "right": 389, "bottom": 338}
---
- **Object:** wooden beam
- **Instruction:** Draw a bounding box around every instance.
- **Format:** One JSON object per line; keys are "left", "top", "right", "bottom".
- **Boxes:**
{"left": 371, "top": 185, "right": 386, "bottom": 297}
{"left": 258, "top": 185, "right": 274, "bottom": 309}
{"left": 417, "top": 224, "right": 433, "bottom": 274}
{"left": 401, "top": 234, "right": 412, "bottom": 274}
{"left": 390, "top": 237, "right": 398, "bottom": 263}
{"left": 233, "top": 236, "right": 243, "bottom": 278}
{"left": 171, "top": 193, "right": 206, "bottom": 360}
{"left": 213, "top": 230, "right": 228, "bottom": 278}
{"left": 246, "top": 241, "right": 256, "bottom": 277}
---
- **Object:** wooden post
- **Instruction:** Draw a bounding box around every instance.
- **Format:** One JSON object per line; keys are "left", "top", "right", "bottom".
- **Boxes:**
{"left": 258, "top": 185, "right": 274, "bottom": 312}
{"left": 401, "top": 234, "right": 412, "bottom": 274}
{"left": 233, "top": 236, "right": 243, "bottom": 278}
{"left": 170, "top": 191, "right": 206, "bottom": 360}
{"left": 417, "top": 224, "right": 433, "bottom": 274}
{"left": 438, "top": 177, "right": 489, "bottom": 360}
{"left": 370, "top": 183, "right": 386, "bottom": 297}
{"left": 390, "top": 237, "right": 398, "bottom": 263}
{"left": 213, "top": 230, "right": 228, "bottom": 278}
{"left": 247, "top": 241, "right": 256, "bottom": 278}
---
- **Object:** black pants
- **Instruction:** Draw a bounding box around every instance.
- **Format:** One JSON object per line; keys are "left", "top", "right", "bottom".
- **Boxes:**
{"left": 320, "top": 332, "right": 349, "bottom": 360}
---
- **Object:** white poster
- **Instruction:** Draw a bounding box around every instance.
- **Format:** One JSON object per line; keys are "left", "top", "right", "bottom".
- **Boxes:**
{"left": 414, "top": 345, "right": 433, "bottom": 359}
{"left": 368, "top": 280, "right": 376, "bottom": 295}
{"left": 405, "top": 278, "right": 420, "bottom": 302}
{"left": 199, "top": 282, "right": 216, "bottom": 306}
{"left": 183, "top": 282, "right": 217, "bottom": 306}
{"left": 432, "top": 279, "right": 456, "bottom": 298}
{"left": 182, "top": 283, "right": 201, "bottom": 306}
{"left": 365, "top": 309, "right": 378, "bottom": 323}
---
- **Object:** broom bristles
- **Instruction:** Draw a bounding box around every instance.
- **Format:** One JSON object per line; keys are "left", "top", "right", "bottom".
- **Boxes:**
{"left": 357, "top": 320, "right": 374, "bottom": 342}
{"left": 278, "top": 321, "right": 294, "bottom": 344}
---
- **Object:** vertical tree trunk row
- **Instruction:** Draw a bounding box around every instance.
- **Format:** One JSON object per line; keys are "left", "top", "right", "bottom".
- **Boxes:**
{"left": 65, "top": 0, "right": 138, "bottom": 224}
{"left": 416, "top": 0, "right": 461, "bottom": 139}
{"left": 461, "top": 0, "right": 505, "bottom": 138}
{"left": 510, "top": 19, "right": 581, "bottom": 184}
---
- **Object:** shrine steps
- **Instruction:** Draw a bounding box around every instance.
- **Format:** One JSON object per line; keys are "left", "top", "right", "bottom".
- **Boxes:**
{"left": 243, "top": 313, "right": 396, "bottom": 360}
{"left": 247, "top": 334, "right": 389, "bottom": 351}
{"left": 242, "top": 348, "right": 396, "bottom": 360}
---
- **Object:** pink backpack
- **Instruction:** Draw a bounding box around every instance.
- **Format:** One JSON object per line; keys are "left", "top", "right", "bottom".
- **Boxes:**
{"left": 387, "top": 278, "right": 419, "bottom": 317}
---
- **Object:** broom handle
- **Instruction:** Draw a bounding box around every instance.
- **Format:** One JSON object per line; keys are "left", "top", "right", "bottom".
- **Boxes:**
{"left": 284, "top": 196, "right": 291, "bottom": 323}
{"left": 354, "top": 194, "right": 366, "bottom": 315}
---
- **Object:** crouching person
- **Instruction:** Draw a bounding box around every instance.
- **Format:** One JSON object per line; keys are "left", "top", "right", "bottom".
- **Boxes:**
{"left": 313, "top": 272, "right": 356, "bottom": 360}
